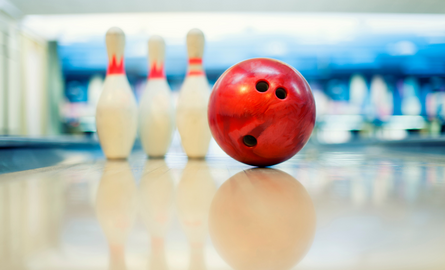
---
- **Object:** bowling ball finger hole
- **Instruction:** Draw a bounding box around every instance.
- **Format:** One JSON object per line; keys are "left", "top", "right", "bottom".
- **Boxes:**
{"left": 275, "top": 88, "right": 287, "bottom": 99}
{"left": 255, "top": 81, "right": 269, "bottom": 92}
{"left": 243, "top": 135, "right": 257, "bottom": 147}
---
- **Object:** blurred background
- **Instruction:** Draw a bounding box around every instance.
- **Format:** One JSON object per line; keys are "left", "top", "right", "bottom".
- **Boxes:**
{"left": 2, "top": 0, "right": 445, "bottom": 144}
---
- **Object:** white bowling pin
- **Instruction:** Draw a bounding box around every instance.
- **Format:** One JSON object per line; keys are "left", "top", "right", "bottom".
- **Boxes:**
{"left": 88, "top": 75, "right": 104, "bottom": 110}
{"left": 401, "top": 77, "right": 421, "bottom": 115}
{"left": 96, "top": 27, "right": 138, "bottom": 159}
{"left": 176, "top": 29, "right": 212, "bottom": 159}
{"left": 370, "top": 75, "right": 393, "bottom": 120}
{"left": 349, "top": 74, "right": 368, "bottom": 114}
{"left": 139, "top": 36, "right": 175, "bottom": 158}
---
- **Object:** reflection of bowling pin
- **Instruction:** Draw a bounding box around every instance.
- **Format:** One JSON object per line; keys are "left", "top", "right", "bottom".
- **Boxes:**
{"left": 139, "top": 160, "right": 174, "bottom": 270}
{"left": 96, "top": 161, "right": 138, "bottom": 270}
{"left": 176, "top": 29, "right": 212, "bottom": 159}
{"left": 372, "top": 165, "right": 393, "bottom": 206}
{"left": 209, "top": 169, "right": 316, "bottom": 270}
{"left": 176, "top": 161, "right": 216, "bottom": 270}
{"left": 139, "top": 36, "right": 175, "bottom": 158}
{"left": 96, "top": 27, "right": 138, "bottom": 159}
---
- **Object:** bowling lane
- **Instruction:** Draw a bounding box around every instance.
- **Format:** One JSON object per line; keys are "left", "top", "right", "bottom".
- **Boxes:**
{"left": 0, "top": 144, "right": 444, "bottom": 270}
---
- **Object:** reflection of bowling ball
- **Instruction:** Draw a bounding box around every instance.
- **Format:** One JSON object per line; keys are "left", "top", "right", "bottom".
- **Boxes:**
{"left": 208, "top": 58, "right": 316, "bottom": 166}
{"left": 208, "top": 169, "right": 316, "bottom": 270}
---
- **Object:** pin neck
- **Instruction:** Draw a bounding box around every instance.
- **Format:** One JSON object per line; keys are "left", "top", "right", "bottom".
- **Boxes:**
{"left": 148, "top": 61, "right": 165, "bottom": 79}
{"left": 107, "top": 55, "right": 125, "bottom": 75}
{"left": 187, "top": 58, "right": 204, "bottom": 76}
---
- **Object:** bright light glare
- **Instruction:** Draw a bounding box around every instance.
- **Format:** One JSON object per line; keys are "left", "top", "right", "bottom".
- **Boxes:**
{"left": 21, "top": 13, "right": 445, "bottom": 45}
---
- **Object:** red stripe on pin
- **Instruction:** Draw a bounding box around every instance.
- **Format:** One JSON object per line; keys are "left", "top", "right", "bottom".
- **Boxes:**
{"left": 148, "top": 62, "right": 165, "bottom": 79}
{"left": 189, "top": 58, "right": 202, "bottom": 65}
{"left": 188, "top": 70, "right": 205, "bottom": 76}
{"left": 107, "top": 55, "right": 125, "bottom": 75}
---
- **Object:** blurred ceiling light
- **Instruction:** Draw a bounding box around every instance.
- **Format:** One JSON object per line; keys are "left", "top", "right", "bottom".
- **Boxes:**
{"left": 262, "top": 40, "right": 289, "bottom": 56}
{"left": 387, "top": 41, "right": 417, "bottom": 56}
{"left": 22, "top": 13, "right": 445, "bottom": 44}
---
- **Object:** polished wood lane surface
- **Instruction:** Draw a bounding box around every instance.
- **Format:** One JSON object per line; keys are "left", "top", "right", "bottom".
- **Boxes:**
{"left": 0, "top": 145, "right": 444, "bottom": 270}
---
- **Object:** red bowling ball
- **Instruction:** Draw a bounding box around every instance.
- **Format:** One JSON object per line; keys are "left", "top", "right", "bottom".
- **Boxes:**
{"left": 208, "top": 58, "right": 316, "bottom": 166}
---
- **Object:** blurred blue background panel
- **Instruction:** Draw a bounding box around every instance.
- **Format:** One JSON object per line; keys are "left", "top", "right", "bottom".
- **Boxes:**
{"left": 57, "top": 27, "right": 445, "bottom": 80}
{"left": 59, "top": 39, "right": 107, "bottom": 73}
